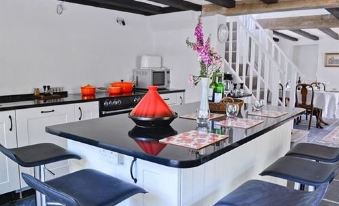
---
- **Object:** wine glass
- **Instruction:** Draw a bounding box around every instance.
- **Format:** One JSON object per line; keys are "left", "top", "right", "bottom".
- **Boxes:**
{"left": 226, "top": 103, "right": 239, "bottom": 118}
{"left": 252, "top": 100, "right": 264, "bottom": 111}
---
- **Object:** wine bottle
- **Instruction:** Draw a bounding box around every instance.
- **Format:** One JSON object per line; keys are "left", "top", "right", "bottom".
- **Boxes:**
{"left": 214, "top": 74, "right": 224, "bottom": 103}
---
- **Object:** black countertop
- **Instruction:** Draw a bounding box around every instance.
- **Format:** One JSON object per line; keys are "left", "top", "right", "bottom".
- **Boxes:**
{"left": 46, "top": 103, "right": 304, "bottom": 168}
{"left": 0, "top": 89, "right": 185, "bottom": 111}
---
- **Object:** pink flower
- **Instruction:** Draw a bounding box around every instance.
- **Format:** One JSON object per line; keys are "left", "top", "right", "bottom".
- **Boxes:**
{"left": 186, "top": 17, "right": 225, "bottom": 83}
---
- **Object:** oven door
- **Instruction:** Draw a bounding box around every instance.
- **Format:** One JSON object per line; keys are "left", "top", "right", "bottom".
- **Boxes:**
{"left": 152, "top": 70, "right": 169, "bottom": 88}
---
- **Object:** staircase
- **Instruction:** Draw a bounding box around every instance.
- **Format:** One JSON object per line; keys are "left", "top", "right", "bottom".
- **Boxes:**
{"left": 223, "top": 15, "right": 303, "bottom": 107}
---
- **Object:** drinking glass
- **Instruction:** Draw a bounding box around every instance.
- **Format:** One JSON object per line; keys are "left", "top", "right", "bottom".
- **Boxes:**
{"left": 226, "top": 103, "right": 239, "bottom": 118}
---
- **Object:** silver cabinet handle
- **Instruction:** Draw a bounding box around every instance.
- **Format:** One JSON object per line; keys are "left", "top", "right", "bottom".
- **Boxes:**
{"left": 163, "top": 98, "right": 170, "bottom": 101}
{"left": 179, "top": 96, "right": 183, "bottom": 105}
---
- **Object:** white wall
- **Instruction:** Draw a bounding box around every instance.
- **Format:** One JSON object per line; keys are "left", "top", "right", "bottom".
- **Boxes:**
{"left": 0, "top": 0, "right": 224, "bottom": 103}
{"left": 293, "top": 44, "right": 319, "bottom": 82}
{"left": 149, "top": 12, "right": 225, "bottom": 103}
{"left": 0, "top": 0, "right": 153, "bottom": 95}
{"left": 278, "top": 37, "right": 339, "bottom": 90}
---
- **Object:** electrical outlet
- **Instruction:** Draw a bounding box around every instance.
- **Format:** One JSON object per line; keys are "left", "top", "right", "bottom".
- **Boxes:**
{"left": 118, "top": 154, "right": 124, "bottom": 165}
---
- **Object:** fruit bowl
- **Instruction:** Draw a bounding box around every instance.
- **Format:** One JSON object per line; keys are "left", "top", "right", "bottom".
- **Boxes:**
{"left": 128, "top": 113, "right": 178, "bottom": 128}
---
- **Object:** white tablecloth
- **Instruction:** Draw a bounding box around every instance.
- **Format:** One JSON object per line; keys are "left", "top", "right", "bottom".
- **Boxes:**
{"left": 297, "top": 90, "right": 339, "bottom": 119}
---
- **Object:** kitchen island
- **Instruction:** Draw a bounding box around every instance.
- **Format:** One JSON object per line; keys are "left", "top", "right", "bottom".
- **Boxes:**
{"left": 46, "top": 103, "right": 304, "bottom": 206}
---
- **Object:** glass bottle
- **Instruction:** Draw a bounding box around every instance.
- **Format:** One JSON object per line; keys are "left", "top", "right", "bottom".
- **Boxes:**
{"left": 214, "top": 74, "right": 224, "bottom": 103}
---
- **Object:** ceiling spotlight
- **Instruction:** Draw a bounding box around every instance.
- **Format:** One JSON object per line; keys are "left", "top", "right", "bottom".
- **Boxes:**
{"left": 56, "top": 2, "right": 64, "bottom": 15}
{"left": 116, "top": 17, "right": 126, "bottom": 26}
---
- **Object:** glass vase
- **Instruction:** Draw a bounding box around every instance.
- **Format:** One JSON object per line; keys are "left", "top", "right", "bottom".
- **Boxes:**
{"left": 197, "top": 77, "right": 210, "bottom": 126}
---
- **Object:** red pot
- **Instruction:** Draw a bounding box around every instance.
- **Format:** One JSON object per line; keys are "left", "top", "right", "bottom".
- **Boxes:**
{"left": 81, "top": 84, "right": 96, "bottom": 96}
{"left": 111, "top": 80, "right": 134, "bottom": 93}
{"left": 107, "top": 86, "right": 121, "bottom": 95}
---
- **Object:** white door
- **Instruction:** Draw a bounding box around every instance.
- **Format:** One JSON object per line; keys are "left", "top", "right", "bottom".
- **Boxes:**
{"left": 0, "top": 111, "right": 20, "bottom": 194}
{"left": 74, "top": 102, "right": 99, "bottom": 121}
{"left": 16, "top": 105, "right": 75, "bottom": 187}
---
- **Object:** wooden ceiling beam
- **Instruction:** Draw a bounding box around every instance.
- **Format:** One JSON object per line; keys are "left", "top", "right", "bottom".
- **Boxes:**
{"left": 258, "top": 15, "right": 339, "bottom": 30}
{"left": 327, "top": 8, "right": 339, "bottom": 19}
{"left": 206, "top": 0, "right": 235, "bottom": 8}
{"left": 290, "top": 29, "right": 319, "bottom": 40}
{"left": 147, "top": 0, "right": 201, "bottom": 11}
{"left": 261, "top": 0, "right": 279, "bottom": 4}
{"left": 319, "top": 28, "right": 339, "bottom": 40}
{"left": 202, "top": 0, "right": 339, "bottom": 16}
{"left": 273, "top": 30, "right": 298, "bottom": 41}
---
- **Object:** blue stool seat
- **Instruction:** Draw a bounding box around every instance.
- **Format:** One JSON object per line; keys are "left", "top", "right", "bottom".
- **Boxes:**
{"left": 0, "top": 143, "right": 81, "bottom": 167}
{"left": 286, "top": 143, "right": 339, "bottom": 163}
{"left": 214, "top": 180, "right": 328, "bottom": 206}
{"left": 260, "top": 156, "right": 336, "bottom": 187}
{"left": 22, "top": 169, "right": 147, "bottom": 206}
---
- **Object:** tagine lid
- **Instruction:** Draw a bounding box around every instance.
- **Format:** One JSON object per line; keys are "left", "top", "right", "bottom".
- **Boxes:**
{"left": 130, "top": 86, "right": 175, "bottom": 118}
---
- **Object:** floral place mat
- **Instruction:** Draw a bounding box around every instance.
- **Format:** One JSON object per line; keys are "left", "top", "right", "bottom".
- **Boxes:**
{"left": 216, "top": 118, "right": 264, "bottom": 129}
{"left": 248, "top": 110, "right": 288, "bottom": 118}
{"left": 159, "top": 130, "right": 228, "bottom": 150}
{"left": 180, "top": 113, "right": 225, "bottom": 120}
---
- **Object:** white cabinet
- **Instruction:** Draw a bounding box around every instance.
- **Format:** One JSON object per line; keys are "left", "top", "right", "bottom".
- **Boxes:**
{"left": 16, "top": 104, "right": 75, "bottom": 187}
{"left": 73, "top": 102, "right": 99, "bottom": 121}
{"left": 0, "top": 111, "right": 20, "bottom": 194}
{"left": 160, "top": 92, "right": 185, "bottom": 105}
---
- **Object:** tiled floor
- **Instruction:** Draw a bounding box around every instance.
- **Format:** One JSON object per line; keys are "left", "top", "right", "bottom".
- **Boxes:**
{"left": 2, "top": 117, "right": 339, "bottom": 206}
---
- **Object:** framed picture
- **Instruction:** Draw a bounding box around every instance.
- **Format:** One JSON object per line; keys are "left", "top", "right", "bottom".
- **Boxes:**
{"left": 325, "top": 53, "right": 339, "bottom": 67}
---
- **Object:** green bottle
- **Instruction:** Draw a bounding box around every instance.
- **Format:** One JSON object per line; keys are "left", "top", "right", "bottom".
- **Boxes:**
{"left": 214, "top": 74, "right": 224, "bottom": 103}
{"left": 208, "top": 74, "right": 217, "bottom": 102}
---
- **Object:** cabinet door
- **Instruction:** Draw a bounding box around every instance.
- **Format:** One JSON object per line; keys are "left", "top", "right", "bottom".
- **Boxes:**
{"left": 16, "top": 105, "right": 75, "bottom": 187}
{"left": 74, "top": 102, "right": 99, "bottom": 121}
{"left": 0, "top": 111, "right": 20, "bottom": 194}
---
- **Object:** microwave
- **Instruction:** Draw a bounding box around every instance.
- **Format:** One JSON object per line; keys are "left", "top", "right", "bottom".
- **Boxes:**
{"left": 133, "top": 68, "right": 170, "bottom": 89}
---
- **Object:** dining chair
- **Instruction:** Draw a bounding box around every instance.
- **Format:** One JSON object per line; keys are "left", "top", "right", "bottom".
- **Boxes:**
{"left": 311, "top": 82, "right": 326, "bottom": 91}
{"left": 295, "top": 84, "right": 323, "bottom": 130}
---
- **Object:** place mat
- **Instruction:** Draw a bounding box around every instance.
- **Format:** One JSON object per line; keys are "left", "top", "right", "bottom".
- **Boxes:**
{"left": 216, "top": 118, "right": 264, "bottom": 129}
{"left": 248, "top": 110, "right": 288, "bottom": 118}
{"left": 180, "top": 113, "right": 225, "bottom": 120}
{"left": 159, "top": 130, "right": 228, "bottom": 150}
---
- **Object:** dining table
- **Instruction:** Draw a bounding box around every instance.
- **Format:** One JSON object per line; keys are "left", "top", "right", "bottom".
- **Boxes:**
{"left": 296, "top": 89, "right": 339, "bottom": 119}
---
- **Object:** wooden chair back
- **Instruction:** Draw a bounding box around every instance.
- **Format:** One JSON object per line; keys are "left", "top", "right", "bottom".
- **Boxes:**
{"left": 295, "top": 84, "right": 314, "bottom": 109}
{"left": 311, "top": 82, "right": 326, "bottom": 91}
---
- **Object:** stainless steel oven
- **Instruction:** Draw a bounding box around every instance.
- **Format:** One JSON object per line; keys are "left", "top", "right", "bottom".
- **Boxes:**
{"left": 99, "top": 95, "right": 143, "bottom": 117}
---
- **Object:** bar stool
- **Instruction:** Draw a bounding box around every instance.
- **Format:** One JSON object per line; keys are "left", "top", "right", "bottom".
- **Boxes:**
{"left": 22, "top": 169, "right": 147, "bottom": 206}
{"left": 260, "top": 156, "right": 337, "bottom": 188}
{"left": 286, "top": 143, "right": 339, "bottom": 163}
{"left": 214, "top": 180, "right": 328, "bottom": 206}
{"left": 0, "top": 143, "right": 81, "bottom": 206}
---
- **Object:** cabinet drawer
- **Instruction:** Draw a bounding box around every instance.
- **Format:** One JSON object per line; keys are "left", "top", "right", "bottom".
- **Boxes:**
{"left": 160, "top": 93, "right": 178, "bottom": 105}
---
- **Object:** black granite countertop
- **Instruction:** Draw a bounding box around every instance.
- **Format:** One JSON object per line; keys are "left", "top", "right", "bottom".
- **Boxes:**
{"left": 46, "top": 103, "right": 304, "bottom": 168}
{"left": 0, "top": 89, "right": 185, "bottom": 111}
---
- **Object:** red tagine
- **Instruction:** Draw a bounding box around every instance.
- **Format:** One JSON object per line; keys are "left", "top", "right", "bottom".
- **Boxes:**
{"left": 130, "top": 86, "right": 175, "bottom": 118}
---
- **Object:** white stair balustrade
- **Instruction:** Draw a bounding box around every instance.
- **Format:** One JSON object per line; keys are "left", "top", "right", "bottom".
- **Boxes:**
{"left": 223, "top": 15, "right": 304, "bottom": 107}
